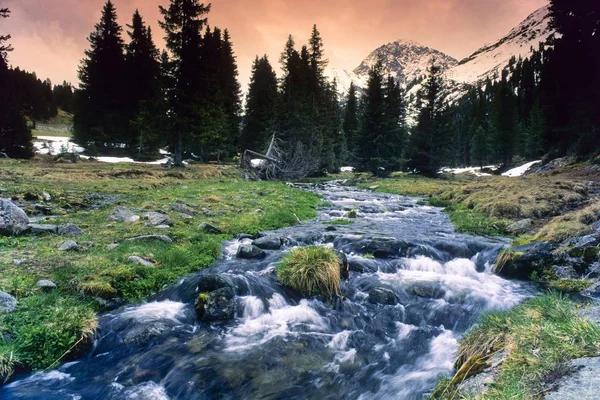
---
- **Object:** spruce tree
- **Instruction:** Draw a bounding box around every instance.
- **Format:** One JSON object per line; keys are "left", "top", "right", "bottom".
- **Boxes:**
{"left": 343, "top": 82, "right": 359, "bottom": 158}
{"left": 0, "top": 8, "right": 34, "bottom": 159}
{"left": 219, "top": 29, "right": 242, "bottom": 157}
{"left": 53, "top": 82, "right": 75, "bottom": 113}
{"left": 75, "top": 0, "right": 127, "bottom": 148}
{"left": 406, "top": 58, "right": 446, "bottom": 176}
{"left": 470, "top": 125, "right": 488, "bottom": 168}
{"left": 241, "top": 55, "right": 278, "bottom": 152}
{"left": 357, "top": 58, "right": 385, "bottom": 173}
{"left": 159, "top": 0, "right": 210, "bottom": 166}
{"left": 125, "top": 10, "right": 161, "bottom": 155}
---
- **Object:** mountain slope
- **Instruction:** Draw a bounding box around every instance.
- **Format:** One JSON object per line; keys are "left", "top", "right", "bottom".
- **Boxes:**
{"left": 446, "top": 5, "right": 554, "bottom": 84}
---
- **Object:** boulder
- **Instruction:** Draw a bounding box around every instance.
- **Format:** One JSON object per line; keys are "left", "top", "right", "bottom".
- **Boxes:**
{"left": 550, "top": 265, "right": 580, "bottom": 279}
{"left": 125, "top": 235, "right": 173, "bottom": 244}
{"left": 506, "top": 219, "right": 534, "bottom": 234}
{"left": 109, "top": 207, "right": 140, "bottom": 222}
{"left": 28, "top": 224, "right": 58, "bottom": 234}
{"left": 198, "top": 275, "right": 233, "bottom": 293}
{"left": 57, "top": 223, "right": 84, "bottom": 236}
{"left": 0, "top": 291, "right": 17, "bottom": 312}
{"left": 144, "top": 212, "right": 173, "bottom": 226}
{"left": 344, "top": 237, "right": 410, "bottom": 259}
{"left": 495, "top": 242, "right": 559, "bottom": 279}
{"left": 407, "top": 281, "right": 445, "bottom": 299}
{"left": 128, "top": 256, "right": 154, "bottom": 267}
{"left": 57, "top": 240, "right": 81, "bottom": 251}
{"left": 0, "top": 198, "right": 29, "bottom": 235}
{"left": 36, "top": 279, "right": 57, "bottom": 291}
{"left": 368, "top": 287, "right": 398, "bottom": 305}
{"left": 253, "top": 236, "right": 283, "bottom": 250}
{"left": 171, "top": 201, "right": 195, "bottom": 215}
{"left": 200, "top": 222, "right": 222, "bottom": 235}
{"left": 236, "top": 244, "right": 266, "bottom": 259}
{"left": 195, "top": 287, "right": 236, "bottom": 321}
{"left": 338, "top": 251, "right": 349, "bottom": 279}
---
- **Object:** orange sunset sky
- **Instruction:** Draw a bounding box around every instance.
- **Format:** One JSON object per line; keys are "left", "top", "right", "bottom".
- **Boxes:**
{"left": 2, "top": 0, "right": 547, "bottom": 92}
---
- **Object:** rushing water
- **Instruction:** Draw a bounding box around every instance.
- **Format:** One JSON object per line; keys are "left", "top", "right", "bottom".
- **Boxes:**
{"left": 2, "top": 182, "right": 531, "bottom": 400}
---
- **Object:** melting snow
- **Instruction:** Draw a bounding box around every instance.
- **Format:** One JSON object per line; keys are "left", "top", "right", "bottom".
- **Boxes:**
{"left": 502, "top": 160, "right": 540, "bottom": 177}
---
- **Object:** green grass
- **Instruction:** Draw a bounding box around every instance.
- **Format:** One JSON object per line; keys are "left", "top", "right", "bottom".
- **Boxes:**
{"left": 276, "top": 246, "right": 341, "bottom": 298}
{"left": 431, "top": 293, "right": 600, "bottom": 399}
{"left": 547, "top": 279, "right": 594, "bottom": 293}
{"left": 445, "top": 204, "right": 510, "bottom": 236}
{"left": 323, "top": 219, "right": 353, "bottom": 226}
{"left": 0, "top": 160, "right": 321, "bottom": 380}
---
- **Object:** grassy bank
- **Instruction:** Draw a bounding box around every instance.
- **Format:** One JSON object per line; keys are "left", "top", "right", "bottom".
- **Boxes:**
{"left": 0, "top": 158, "right": 321, "bottom": 381}
{"left": 431, "top": 293, "right": 600, "bottom": 399}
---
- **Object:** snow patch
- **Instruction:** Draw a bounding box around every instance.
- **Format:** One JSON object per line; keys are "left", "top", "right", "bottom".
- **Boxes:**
{"left": 502, "top": 160, "right": 541, "bottom": 177}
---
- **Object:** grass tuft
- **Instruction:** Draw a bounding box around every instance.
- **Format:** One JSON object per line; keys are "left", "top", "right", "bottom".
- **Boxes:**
{"left": 276, "top": 246, "right": 341, "bottom": 298}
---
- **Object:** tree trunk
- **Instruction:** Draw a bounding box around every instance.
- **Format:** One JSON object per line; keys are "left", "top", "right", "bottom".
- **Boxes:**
{"left": 174, "top": 131, "right": 183, "bottom": 167}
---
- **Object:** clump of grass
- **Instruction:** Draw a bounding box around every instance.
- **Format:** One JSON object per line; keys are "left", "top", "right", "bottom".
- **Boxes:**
{"left": 548, "top": 279, "right": 594, "bottom": 293}
{"left": 429, "top": 197, "right": 452, "bottom": 208}
{"left": 493, "top": 249, "right": 524, "bottom": 275}
{"left": 324, "top": 219, "right": 353, "bottom": 226}
{"left": 446, "top": 204, "right": 509, "bottom": 236}
{"left": 346, "top": 210, "right": 358, "bottom": 219}
{"left": 432, "top": 293, "right": 600, "bottom": 399}
{"left": 276, "top": 246, "right": 341, "bottom": 298}
{"left": 0, "top": 343, "right": 19, "bottom": 383}
{"left": 534, "top": 201, "right": 600, "bottom": 242}
{"left": 0, "top": 293, "right": 98, "bottom": 375}
{"left": 512, "top": 234, "right": 535, "bottom": 246}
{"left": 77, "top": 281, "right": 118, "bottom": 299}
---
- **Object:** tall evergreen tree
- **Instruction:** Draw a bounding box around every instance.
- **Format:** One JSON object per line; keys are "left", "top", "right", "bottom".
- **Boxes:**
{"left": 0, "top": 7, "right": 34, "bottom": 158}
{"left": 159, "top": 0, "right": 210, "bottom": 166}
{"left": 125, "top": 10, "right": 161, "bottom": 152}
{"left": 470, "top": 125, "right": 488, "bottom": 168}
{"left": 356, "top": 58, "right": 385, "bottom": 172}
{"left": 241, "top": 55, "right": 278, "bottom": 152}
{"left": 219, "top": 29, "right": 242, "bottom": 156}
{"left": 343, "top": 82, "right": 359, "bottom": 158}
{"left": 75, "top": 0, "right": 127, "bottom": 148}
{"left": 406, "top": 58, "right": 447, "bottom": 176}
{"left": 53, "top": 82, "right": 75, "bottom": 113}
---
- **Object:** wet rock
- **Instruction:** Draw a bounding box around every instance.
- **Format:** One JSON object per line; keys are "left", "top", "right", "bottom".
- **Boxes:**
{"left": 338, "top": 251, "right": 349, "bottom": 279}
{"left": 234, "top": 233, "right": 254, "bottom": 240}
{"left": 550, "top": 265, "right": 579, "bottom": 279}
{"left": 253, "top": 236, "right": 282, "bottom": 250}
{"left": 128, "top": 256, "right": 154, "bottom": 267}
{"left": 109, "top": 206, "right": 140, "bottom": 222}
{"left": 348, "top": 257, "right": 380, "bottom": 273}
{"left": 125, "top": 235, "right": 173, "bottom": 244}
{"left": 407, "top": 281, "right": 445, "bottom": 299}
{"left": 546, "top": 357, "right": 600, "bottom": 400}
{"left": 0, "top": 291, "right": 17, "bottom": 312}
{"left": 368, "top": 287, "right": 398, "bottom": 305}
{"left": 0, "top": 198, "right": 29, "bottom": 235}
{"left": 36, "top": 279, "right": 57, "bottom": 291}
{"left": 144, "top": 212, "right": 173, "bottom": 226}
{"left": 506, "top": 218, "right": 534, "bottom": 234}
{"left": 195, "top": 287, "right": 235, "bottom": 321}
{"left": 198, "top": 275, "right": 233, "bottom": 293}
{"left": 236, "top": 244, "right": 266, "bottom": 259}
{"left": 496, "top": 242, "right": 559, "bottom": 279}
{"left": 344, "top": 237, "right": 410, "bottom": 259}
{"left": 325, "top": 226, "right": 337, "bottom": 232}
{"left": 57, "top": 223, "right": 84, "bottom": 236}
{"left": 287, "top": 232, "right": 322, "bottom": 245}
{"left": 28, "top": 223, "right": 58, "bottom": 234}
{"left": 200, "top": 222, "right": 222, "bottom": 235}
{"left": 57, "top": 240, "right": 81, "bottom": 251}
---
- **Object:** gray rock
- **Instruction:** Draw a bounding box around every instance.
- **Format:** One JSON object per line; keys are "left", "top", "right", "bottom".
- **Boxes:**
{"left": 253, "top": 236, "right": 282, "bottom": 250}
{"left": 42, "top": 192, "right": 52, "bottom": 202}
{"left": 12, "top": 259, "right": 24, "bottom": 266}
{"left": 200, "top": 222, "right": 222, "bottom": 234}
{"left": 506, "top": 218, "right": 534, "bottom": 234}
{"left": 109, "top": 206, "right": 140, "bottom": 222}
{"left": 407, "top": 281, "right": 445, "bottom": 299}
{"left": 106, "top": 243, "right": 119, "bottom": 250}
{"left": 171, "top": 201, "right": 195, "bottom": 215}
{"left": 155, "top": 224, "right": 170, "bottom": 229}
{"left": 546, "top": 357, "right": 600, "bottom": 400}
{"left": 581, "top": 281, "right": 600, "bottom": 299}
{"left": 0, "top": 198, "right": 29, "bottom": 235}
{"left": 368, "top": 287, "right": 398, "bottom": 305}
{"left": 125, "top": 235, "right": 173, "bottom": 244}
{"left": 195, "top": 286, "right": 236, "bottom": 321}
{"left": 550, "top": 265, "right": 580, "bottom": 279}
{"left": 31, "top": 204, "right": 53, "bottom": 215}
{"left": 236, "top": 244, "right": 266, "bottom": 259}
{"left": 36, "top": 279, "right": 57, "bottom": 290}
{"left": 28, "top": 223, "right": 58, "bottom": 234}
{"left": 57, "top": 223, "right": 84, "bottom": 236}
{"left": 179, "top": 213, "right": 193, "bottom": 220}
{"left": 201, "top": 208, "right": 215, "bottom": 216}
{"left": 127, "top": 256, "right": 154, "bottom": 267}
{"left": 57, "top": 240, "right": 81, "bottom": 251}
{"left": 198, "top": 275, "right": 233, "bottom": 293}
{"left": 0, "top": 291, "right": 17, "bottom": 312}
{"left": 144, "top": 212, "right": 173, "bottom": 226}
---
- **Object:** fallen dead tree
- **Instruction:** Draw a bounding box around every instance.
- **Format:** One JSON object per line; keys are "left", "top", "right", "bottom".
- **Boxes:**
{"left": 241, "top": 135, "right": 320, "bottom": 181}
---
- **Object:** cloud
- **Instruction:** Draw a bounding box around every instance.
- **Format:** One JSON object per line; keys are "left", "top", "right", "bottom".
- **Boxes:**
{"left": 2, "top": 0, "right": 548, "bottom": 93}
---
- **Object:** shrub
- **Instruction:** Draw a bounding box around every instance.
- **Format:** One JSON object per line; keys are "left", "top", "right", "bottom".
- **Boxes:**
{"left": 276, "top": 246, "right": 341, "bottom": 298}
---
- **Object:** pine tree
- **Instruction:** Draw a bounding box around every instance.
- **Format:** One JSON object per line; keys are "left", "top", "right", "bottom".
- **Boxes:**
{"left": 159, "top": 0, "right": 210, "bottom": 166}
{"left": 0, "top": 8, "right": 34, "bottom": 158}
{"left": 406, "top": 58, "right": 447, "bottom": 176}
{"left": 343, "top": 82, "right": 359, "bottom": 158}
{"left": 219, "top": 29, "right": 242, "bottom": 157}
{"left": 53, "top": 81, "right": 75, "bottom": 113}
{"left": 357, "top": 57, "right": 385, "bottom": 172}
{"left": 241, "top": 55, "right": 278, "bottom": 152}
{"left": 470, "top": 125, "right": 488, "bottom": 168}
{"left": 125, "top": 10, "right": 161, "bottom": 154}
{"left": 75, "top": 0, "right": 127, "bottom": 148}
{"left": 381, "top": 75, "right": 406, "bottom": 169}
